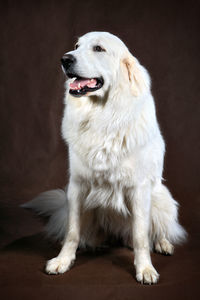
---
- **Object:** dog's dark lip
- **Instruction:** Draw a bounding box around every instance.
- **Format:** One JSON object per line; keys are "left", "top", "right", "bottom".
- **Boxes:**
{"left": 66, "top": 73, "right": 104, "bottom": 97}
{"left": 66, "top": 72, "right": 79, "bottom": 79}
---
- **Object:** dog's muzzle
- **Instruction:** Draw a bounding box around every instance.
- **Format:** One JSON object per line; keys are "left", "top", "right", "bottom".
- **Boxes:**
{"left": 61, "top": 54, "right": 104, "bottom": 97}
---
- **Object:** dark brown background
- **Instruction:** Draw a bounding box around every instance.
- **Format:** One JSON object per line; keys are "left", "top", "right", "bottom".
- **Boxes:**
{"left": 0, "top": 0, "right": 199, "bottom": 299}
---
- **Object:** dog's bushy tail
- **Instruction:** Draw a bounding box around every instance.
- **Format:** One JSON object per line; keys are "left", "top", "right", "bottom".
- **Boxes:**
{"left": 21, "top": 189, "right": 68, "bottom": 241}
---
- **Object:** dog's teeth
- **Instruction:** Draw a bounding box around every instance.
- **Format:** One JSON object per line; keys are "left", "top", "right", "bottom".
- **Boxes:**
{"left": 78, "top": 83, "right": 81, "bottom": 88}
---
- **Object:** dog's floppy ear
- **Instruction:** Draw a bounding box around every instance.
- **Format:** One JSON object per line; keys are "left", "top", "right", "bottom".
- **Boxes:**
{"left": 121, "top": 52, "right": 151, "bottom": 96}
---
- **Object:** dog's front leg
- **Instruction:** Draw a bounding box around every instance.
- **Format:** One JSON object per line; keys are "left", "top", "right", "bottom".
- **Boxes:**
{"left": 130, "top": 182, "right": 159, "bottom": 284}
{"left": 46, "top": 180, "right": 81, "bottom": 274}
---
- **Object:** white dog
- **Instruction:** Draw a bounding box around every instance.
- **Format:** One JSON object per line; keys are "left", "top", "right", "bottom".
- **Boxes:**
{"left": 23, "top": 31, "right": 186, "bottom": 284}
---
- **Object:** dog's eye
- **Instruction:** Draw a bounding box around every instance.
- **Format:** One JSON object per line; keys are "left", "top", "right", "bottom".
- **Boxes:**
{"left": 75, "top": 44, "right": 79, "bottom": 50}
{"left": 93, "top": 45, "right": 105, "bottom": 52}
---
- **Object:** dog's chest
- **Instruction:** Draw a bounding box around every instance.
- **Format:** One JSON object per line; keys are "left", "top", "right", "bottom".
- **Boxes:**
{"left": 64, "top": 104, "right": 137, "bottom": 180}
{"left": 76, "top": 124, "right": 134, "bottom": 215}
{"left": 63, "top": 103, "right": 139, "bottom": 214}
{"left": 69, "top": 118, "right": 130, "bottom": 170}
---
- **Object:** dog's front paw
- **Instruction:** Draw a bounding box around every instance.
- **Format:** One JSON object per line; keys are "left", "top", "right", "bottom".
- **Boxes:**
{"left": 136, "top": 265, "right": 159, "bottom": 285}
{"left": 45, "top": 256, "right": 75, "bottom": 275}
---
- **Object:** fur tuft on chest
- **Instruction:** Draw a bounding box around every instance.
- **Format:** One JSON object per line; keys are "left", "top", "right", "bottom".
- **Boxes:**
{"left": 84, "top": 181, "right": 130, "bottom": 216}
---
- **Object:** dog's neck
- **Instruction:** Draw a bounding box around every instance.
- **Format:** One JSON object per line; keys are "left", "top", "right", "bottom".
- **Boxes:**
{"left": 65, "top": 89, "right": 158, "bottom": 149}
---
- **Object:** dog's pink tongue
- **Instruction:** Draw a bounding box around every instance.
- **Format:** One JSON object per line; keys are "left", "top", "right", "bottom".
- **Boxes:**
{"left": 70, "top": 78, "right": 97, "bottom": 90}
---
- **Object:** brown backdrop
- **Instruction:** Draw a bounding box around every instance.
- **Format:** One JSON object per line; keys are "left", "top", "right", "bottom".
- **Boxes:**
{"left": 0, "top": 0, "right": 199, "bottom": 299}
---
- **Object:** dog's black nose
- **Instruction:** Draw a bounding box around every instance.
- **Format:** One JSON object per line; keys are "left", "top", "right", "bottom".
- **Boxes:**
{"left": 61, "top": 54, "right": 76, "bottom": 70}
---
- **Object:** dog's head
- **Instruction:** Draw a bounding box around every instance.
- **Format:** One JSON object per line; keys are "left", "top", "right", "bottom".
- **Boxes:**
{"left": 61, "top": 32, "right": 150, "bottom": 98}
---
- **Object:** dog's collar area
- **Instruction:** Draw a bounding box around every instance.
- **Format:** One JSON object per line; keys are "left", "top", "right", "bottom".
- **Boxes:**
{"left": 67, "top": 73, "right": 104, "bottom": 96}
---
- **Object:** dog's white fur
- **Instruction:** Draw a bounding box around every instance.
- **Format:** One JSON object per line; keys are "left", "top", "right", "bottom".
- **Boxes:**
{"left": 23, "top": 32, "right": 186, "bottom": 284}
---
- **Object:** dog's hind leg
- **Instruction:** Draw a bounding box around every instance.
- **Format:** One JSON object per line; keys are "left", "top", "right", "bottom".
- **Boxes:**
{"left": 150, "top": 183, "right": 187, "bottom": 255}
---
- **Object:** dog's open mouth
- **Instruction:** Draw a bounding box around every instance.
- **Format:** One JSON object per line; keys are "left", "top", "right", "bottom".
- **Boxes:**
{"left": 67, "top": 74, "right": 104, "bottom": 96}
